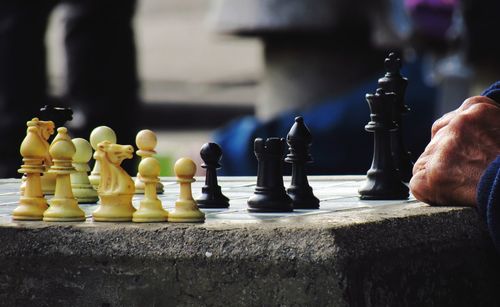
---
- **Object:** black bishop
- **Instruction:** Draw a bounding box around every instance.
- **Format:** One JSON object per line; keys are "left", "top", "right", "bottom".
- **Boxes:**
{"left": 285, "top": 116, "right": 319, "bottom": 209}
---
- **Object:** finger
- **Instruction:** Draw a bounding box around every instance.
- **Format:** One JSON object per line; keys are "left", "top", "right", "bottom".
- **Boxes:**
{"left": 409, "top": 169, "right": 434, "bottom": 205}
{"left": 431, "top": 110, "right": 457, "bottom": 138}
{"left": 431, "top": 96, "right": 498, "bottom": 138}
{"left": 459, "top": 96, "right": 499, "bottom": 111}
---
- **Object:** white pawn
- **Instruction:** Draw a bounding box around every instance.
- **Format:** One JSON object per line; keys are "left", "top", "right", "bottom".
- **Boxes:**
{"left": 43, "top": 127, "right": 86, "bottom": 222}
{"left": 89, "top": 126, "right": 117, "bottom": 189}
{"left": 168, "top": 158, "right": 205, "bottom": 223}
{"left": 71, "top": 138, "right": 99, "bottom": 203}
{"left": 134, "top": 129, "right": 164, "bottom": 194}
{"left": 132, "top": 157, "right": 168, "bottom": 222}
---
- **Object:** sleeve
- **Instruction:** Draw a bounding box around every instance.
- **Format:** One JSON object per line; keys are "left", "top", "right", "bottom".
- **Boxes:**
{"left": 481, "top": 81, "right": 500, "bottom": 103}
{"left": 477, "top": 156, "right": 500, "bottom": 251}
{"left": 476, "top": 81, "right": 500, "bottom": 251}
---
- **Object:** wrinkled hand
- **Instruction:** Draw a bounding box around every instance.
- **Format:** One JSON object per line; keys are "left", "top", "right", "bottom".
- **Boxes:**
{"left": 410, "top": 96, "right": 500, "bottom": 206}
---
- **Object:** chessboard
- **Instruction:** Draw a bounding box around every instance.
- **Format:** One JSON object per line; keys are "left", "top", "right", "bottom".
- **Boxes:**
{"left": 0, "top": 176, "right": 421, "bottom": 225}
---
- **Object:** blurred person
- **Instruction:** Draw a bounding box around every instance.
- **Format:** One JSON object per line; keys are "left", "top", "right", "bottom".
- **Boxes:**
{"left": 213, "top": 0, "right": 499, "bottom": 176}
{"left": 213, "top": 0, "right": 445, "bottom": 176}
{"left": 410, "top": 81, "right": 500, "bottom": 250}
{"left": 0, "top": 0, "right": 139, "bottom": 177}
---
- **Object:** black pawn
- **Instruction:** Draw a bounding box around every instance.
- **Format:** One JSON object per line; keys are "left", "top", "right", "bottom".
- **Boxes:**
{"left": 358, "top": 88, "right": 409, "bottom": 200}
{"left": 196, "top": 143, "right": 230, "bottom": 208}
{"left": 285, "top": 116, "right": 319, "bottom": 209}
{"left": 377, "top": 52, "right": 413, "bottom": 182}
{"left": 247, "top": 138, "right": 293, "bottom": 212}
{"left": 39, "top": 105, "right": 73, "bottom": 129}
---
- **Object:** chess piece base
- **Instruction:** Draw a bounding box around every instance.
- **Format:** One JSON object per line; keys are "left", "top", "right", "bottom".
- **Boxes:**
{"left": 43, "top": 198, "right": 86, "bottom": 222}
{"left": 72, "top": 184, "right": 99, "bottom": 203}
{"left": 132, "top": 199, "right": 168, "bottom": 223}
{"left": 12, "top": 197, "right": 48, "bottom": 220}
{"left": 287, "top": 187, "right": 320, "bottom": 209}
{"left": 247, "top": 188, "right": 293, "bottom": 212}
{"left": 358, "top": 170, "right": 409, "bottom": 200}
{"left": 169, "top": 200, "right": 205, "bottom": 223}
{"left": 93, "top": 194, "right": 136, "bottom": 222}
{"left": 196, "top": 190, "right": 230, "bottom": 209}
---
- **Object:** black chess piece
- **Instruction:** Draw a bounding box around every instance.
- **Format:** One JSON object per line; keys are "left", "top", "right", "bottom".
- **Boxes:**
{"left": 358, "top": 88, "right": 409, "bottom": 200}
{"left": 196, "top": 142, "right": 230, "bottom": 209}
{"left": 247, "top": 137, "right": 293, "bottom": 212}
{"left": 285, "top": 116, "right": 319, "bottom": 209}
{"left": 377, "top": 52, "right": 413, "bottom": 182}
{"left": 39, "top": 105, "right": 73, "bottom": 129}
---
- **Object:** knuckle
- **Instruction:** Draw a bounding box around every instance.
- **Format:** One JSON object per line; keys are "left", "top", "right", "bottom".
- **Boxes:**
{"left": 461, "top": 96, "right": 494, "bottom": 109}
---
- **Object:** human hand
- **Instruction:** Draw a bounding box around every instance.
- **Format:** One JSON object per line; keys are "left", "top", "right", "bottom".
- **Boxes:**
{"left": 410, "top": 96, "right": 500, "bottom": 206}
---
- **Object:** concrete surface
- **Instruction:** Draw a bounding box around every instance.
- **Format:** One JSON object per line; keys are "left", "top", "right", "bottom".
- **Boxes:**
{"left": 0, "top": 177, "right": 499, "bottom": 306}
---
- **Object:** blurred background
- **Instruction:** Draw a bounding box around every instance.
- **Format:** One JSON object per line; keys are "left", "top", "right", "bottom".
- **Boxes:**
{"left": 0, "top": 0, "right": 498, "bottom": 177}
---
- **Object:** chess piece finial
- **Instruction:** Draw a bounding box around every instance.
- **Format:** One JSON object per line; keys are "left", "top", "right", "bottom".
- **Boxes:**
{"left": 20, "top": 118, "right": 57, "bottom": 195}
{"left": 285, "top": 116, "right": 319, "bottom": 209}
{"left": 39, "top": 104, "right": 73, "bottom": 129}
{"left": 43, "top": 127, "right": 86, "bottom": 222}
{"left": 196, "top": 142, "right": 230, "bottom": 208}
{"left": 247, "top": 137, "right": 293, "bottom": 212}
{"left": 134, "top": 129, "right": 164, "bottom": 194}
{"left": 89, "top": 126, "right": 117, "bottom": 189}
{"left": 133, "top": 157, "right": 168, "bottom": 222}
{"left": 13, "top": 125, "right": 48, "bottom": 220}
{"left": 70, "top": 138, "right": 99, "bottom": 203}
{"left": 379, "top": 52, "right": 409, "bottom": 113}
{"left": 168, "top": 158, "right": 205, "bottom": 223}
{"left": 378, "top": 52, "right": 413, "bottom": 182}
{"left": 358, "top": 89, "right": 409, "bottom": 200}
{"left": 92, "top": 141, "right": 136, "bottom": 221}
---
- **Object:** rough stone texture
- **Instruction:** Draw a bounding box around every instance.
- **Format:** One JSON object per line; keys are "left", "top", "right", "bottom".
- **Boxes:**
{"left": 0, "top": 205, "right": 499, "bottom": 306}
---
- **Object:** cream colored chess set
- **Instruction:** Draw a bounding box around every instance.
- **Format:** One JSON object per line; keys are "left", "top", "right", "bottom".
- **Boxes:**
{"left": 14, "top": 119, "right": 204, "bottom": 223}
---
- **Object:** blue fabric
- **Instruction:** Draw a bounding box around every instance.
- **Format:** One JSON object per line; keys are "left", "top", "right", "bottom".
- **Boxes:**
{"left": 481, "top": 81, "right": 500, "bottom": 102}
{"left": 214, "top": 57, "right": 437, "bottom": 176}
{"left": 477, "top": 81, "right": 500, "bottom": 252}
{"left": 477, "top": 156, "right": 500, "bottom": 251}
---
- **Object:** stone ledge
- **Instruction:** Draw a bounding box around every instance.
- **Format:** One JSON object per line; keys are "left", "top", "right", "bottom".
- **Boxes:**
{"left": 0, "top": 205, "right": 499, "bottom": 306}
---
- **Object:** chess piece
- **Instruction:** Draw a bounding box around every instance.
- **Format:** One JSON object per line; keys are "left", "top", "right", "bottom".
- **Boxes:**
{"left": 285, "top": 117, "right": 319, "bottom": 209}
{"left": 43, "top": 127, "right": 86, "bottom": 222}
{"left": 134, "top": 129, "right": 164, "bottom": 194}
{"left": 132, "top": 157, "right": 168, "bottom": 222}
{"left": 89, "top": 126, "right": 117, "bottom": 189}
{"left": 70, "top": 138, "right": 99, "bottom": 203}
{"left": 13, "top": 125, "right": 49, "bottom": 220}
{"left": 169, "top": 158, "right": 205, "bottom": 223}
{"left": 377, "top": 52, "right": 413, "bottom": 182}
{"left": 196, "top": 143, "right": 230, "bottom": 209}
{"left": 39, "top": 105, "right": 73, "bottom": 130}
{"left": 358, "top": 88, "right": 409, "bottom": 200}
{"left": 20, "top": 118, "right": 56, "bottom": 195}
{"left": 92, "top": 141, "right": 136, "bottom": 221}
{"left": 247, "top": 138, "right": 293, "bottom": 212}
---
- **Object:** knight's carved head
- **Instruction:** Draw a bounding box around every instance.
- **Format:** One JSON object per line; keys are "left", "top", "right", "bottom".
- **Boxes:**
{"left": 27, "top": 118, "right": 55, "bottom": 141}
{"left": 96, "top": 141, "right": 134, "bottom": 165}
